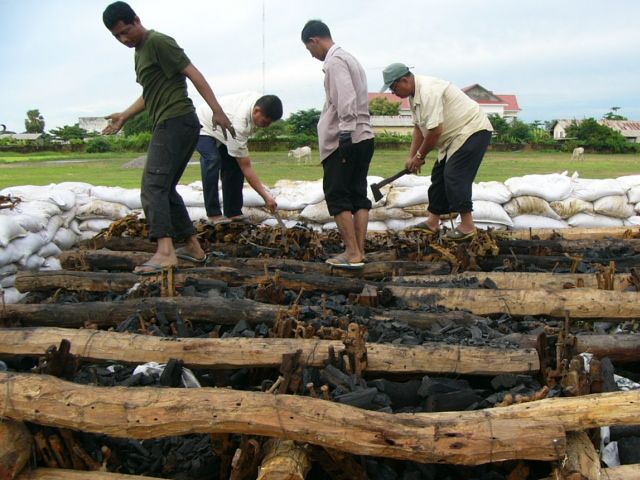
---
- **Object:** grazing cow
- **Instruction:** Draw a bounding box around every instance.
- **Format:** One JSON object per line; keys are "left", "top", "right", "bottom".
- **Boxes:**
{"left": 572, "top": 147, "right": 585, "bottom": 160}
{"left": 288, "top": 146, "right": 312, "bottom": 163}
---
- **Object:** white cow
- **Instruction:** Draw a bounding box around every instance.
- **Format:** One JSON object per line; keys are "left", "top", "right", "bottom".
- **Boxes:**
{"left": 572, "top": 147, "right": 585, "bottom": 160}
{"left": 288, "top": 146, "right": 312, "bottom": 163}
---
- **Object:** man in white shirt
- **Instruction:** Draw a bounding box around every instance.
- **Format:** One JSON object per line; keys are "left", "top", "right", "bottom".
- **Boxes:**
{"left": 301, "top": 20, "right": 374, "bottom": 269}
{"left": 381, "top": 63, "right": 493, "bottom": 241}
{"left": 196, "top": 92, "right": 281, "bottom": 224}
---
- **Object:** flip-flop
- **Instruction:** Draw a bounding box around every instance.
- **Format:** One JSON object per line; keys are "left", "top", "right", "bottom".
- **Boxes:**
{"left": 207, "top": 217, "right": 232, "bottom": 226}
{"left": 446, "top": 227, "right": 477, "bottom": 242}
{"left": 325, "top": 254, "right": 365, "bottom": 270}
{"left": 230, "top": 215, "right": 253, "bottom": 225}
{"left": 133, "top": 262, "right": 172, "bottom": 276}
{"left": 406, "top": 222, "right": 439, "bottom": 234}
{"left": 175, "top": 247, "right": 207, "bottom": 263}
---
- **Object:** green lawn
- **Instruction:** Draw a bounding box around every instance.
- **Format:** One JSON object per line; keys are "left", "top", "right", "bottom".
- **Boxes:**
{"left": 1, "top": 150, "right": 639, "bottom": 189}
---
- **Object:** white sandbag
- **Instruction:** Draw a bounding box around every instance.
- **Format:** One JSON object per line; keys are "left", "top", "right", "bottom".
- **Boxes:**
{"left": 0, "top": 185, "right": 75, "bottom": 210}
{"left": 367, "top": 221, "right": 388, "bottom": 232}
{"left": 0, "top": 216, "right": 27, "bottom": 247}
{"left": 475, "top": 222, "right": 508, "bottom": 231}
{"left": 242, "top": 207, "right": 272, "bottom": 224}
{"left": 175, "top": 185, "right": 205, "bottom": 207}
{"left": 627, "top": 186, "right": 640, "bottom": 204}
{"left": 271, "top": 188, "right": 310, "bottom": 211}
{"left": 511, "top": 215, "right": 569, "bottom": 230}
{"left": 636, "top": 203, "right": 640, "bottom": 214}
{"left": 568, "top": 213, "right": 624, "bottom": 228}
{"left": 53, "top": 228, "right": 78, "bottom": 250}
{"left": 624, "top": 216, "right": 640, "bottom": 226}
{"left": 0, "top": 273, "right": 15, "bottom": 288}
{"left": 0, "top": 287, "right": 27, "bottom": 304}
{"left": 0, "top": 263, "right": 18, "bottom": 277}
{"left": 322, "top": 222, "right": 337, "bottom": 231}
{"left": 42, "top": 215, "right": 65, "bottom": 243}
{"left": 69, "top": 219, "right": 82, "bottom": 235}
{"left": 261, "top": 218, "right": 299, "bottom": 229}
{"left": 300, "top": 201, "right": 332, "bottom": 224}
{"left": 12, "top": 200, "right": 61, "bottom": 219}
{"left": 20, "top": 253, "right": 45, "bottom": 270}
{"left": 0, "top": 212, "right": 48, "bottom": 234}
{"left": 472, "top": 200, "right": 515, "bottom": 226}
{"left": 593, "top": 196, "right": 635, "bottom": 219}
{"left": 472, "top": 181, "right": 512, "bottom": 204}
{"left": 41, "top": 256, "right": 62, "bottom": 271}
{"left": 79, "top": 231, "right": 99, "bottom": 241}
{"left": 76, "top": 199, "right": 130, "bottom": 220}
{"left": 386, "top": 217, "right": 428, "bottom": 231}
{"left": 37, "top": 241, "right": 62, "bottom": 259}
{"left": 78, "top": 219, "right": 113, "bottom": 232}
{"left": 242, "top": 186, "right": 266, "bottom": 207}
{"left": 56, "top": 181, "right": 94, "bottom": 196}
{"left": 385, "top": 186, "right": 430, "bottom": 208}
{"left": 186, "top": 207, "right": 208, "bottom": 221}
{"left": 571, "top": 178, "right": 627, "bottom": 202}
{"left": 391, "top": 174, "right": 431, "bottom": 188}
{"left": 366, "top": 176, "right": 391, "bottom": 208}
{"left": 616, "top": 175, "right": 640, "bottom": 189}
{"left": 402, "top": 203, "right": 429, "bottom": 217}
{"left": 273, "top": 179, "right": 325, "bottom": 206}
{"left": 11, "top": 232, "right": 47, "bottom": 260}
{"left": 550, "top": 198, "right": 595, "bottom": 219}
{"left": 504, "top": 173, "right": 572, "bottom": 202}
{"left": 503, "top": 196, "right": 560, "bottom": 220}
{"left": 60, "top": 207, "right": 78, "bottom": 228}
{"left": 0, "top": 245, "right": 22, "bottom": 266}
{"left": 369, "top": 207, "right": 413, "bottom": 222}
{"left": 91, "top": 185, "right": 142, "bottom": 209}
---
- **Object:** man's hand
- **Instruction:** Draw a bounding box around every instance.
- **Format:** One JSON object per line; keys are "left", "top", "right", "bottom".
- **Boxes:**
{"left": 405, "top": 155, "right": 425, "bottom": 174}
{"left": 338, "top": 131, "right": 354, "bottom": 160}
{"left": 102, "top": 113, "right": 127, "bottom": 135}
{"left": 264, "top": 194, "right": 277, "bottom": 213}
{"left": 213, "top": 111, "right": 236, "bottom": 141}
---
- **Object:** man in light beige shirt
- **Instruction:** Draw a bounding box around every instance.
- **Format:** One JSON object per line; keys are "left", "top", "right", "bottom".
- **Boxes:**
{"left": 381, "top": 63, "right": 493, "bottom": 241}
{"left": 301, "top": 20, "right": 374, "bottom": 269}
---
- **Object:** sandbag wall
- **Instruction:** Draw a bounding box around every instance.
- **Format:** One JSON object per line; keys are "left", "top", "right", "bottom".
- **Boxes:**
{"left": 2, "top": 172, "right": 640, "bottom": 304}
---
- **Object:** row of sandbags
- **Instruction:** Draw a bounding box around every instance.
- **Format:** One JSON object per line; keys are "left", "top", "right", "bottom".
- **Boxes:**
{"left": 2, "top": 172, "right": 640, "bottom": 303}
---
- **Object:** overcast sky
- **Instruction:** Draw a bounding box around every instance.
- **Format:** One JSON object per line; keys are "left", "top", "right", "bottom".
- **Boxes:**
{"left": 1, "top": 0, "right": 639, "bottom": 132}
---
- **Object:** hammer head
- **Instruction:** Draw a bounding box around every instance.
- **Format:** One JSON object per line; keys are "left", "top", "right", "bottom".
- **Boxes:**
{"left": 370, "top": 183, "right": 383, "bottom": 202}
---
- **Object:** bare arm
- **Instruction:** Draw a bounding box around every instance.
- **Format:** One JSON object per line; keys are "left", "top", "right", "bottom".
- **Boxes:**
{"left": 406, "top": 124, "right": 443, "bottom": 173}
{"left": 181, "top": 63, "right": 235, "bottom": 140}
{"left": 102, "top": 96, "right": 145, "bottom": 135}
{"left": 237, "top": 157, "right": 277, "bottom": 212}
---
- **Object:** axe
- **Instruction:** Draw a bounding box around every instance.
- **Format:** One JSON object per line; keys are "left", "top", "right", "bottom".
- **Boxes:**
{"left": 370, "top": 168, "right": 411, "bottom": 202}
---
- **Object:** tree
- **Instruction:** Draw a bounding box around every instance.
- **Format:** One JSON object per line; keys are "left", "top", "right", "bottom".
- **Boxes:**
{"left": 508, "top": 119, "right": 532, "bottom": 143}
{"left": 50, "top": 124, "right": 89, "bottom": 141}
{"left": 369, "top": 97, "right": 400, "bottom": 116}
{"left": 488, "top": 114, "right": 509, "bottom": 136}
{"left": 124, "top": 111, "right": 154, "bottom": 135}
{"left": 566, "top": 117, "right": 628, "bottom": 152}
{"left": 25, "top": 109, "right": 45, "bottom": 133}
{"left": 287, "top": 108, "right": 321, "bottom": 136}
{"left": 603, "top": 107, "right": 627, "bottom": 121}
{"left": 252, "top": 119, "right": 290, "bottom": 140}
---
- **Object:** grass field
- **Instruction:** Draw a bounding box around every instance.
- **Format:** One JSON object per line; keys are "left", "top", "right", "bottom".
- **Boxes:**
{"left": 1, "top": 149, "right": 639, "bottom": 189}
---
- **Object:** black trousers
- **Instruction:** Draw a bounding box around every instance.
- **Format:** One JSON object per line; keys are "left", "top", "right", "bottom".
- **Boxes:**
{"left": 322, "top": 138, "right": 374, "bottom": 216}
{"left": 427, "top": 130, "right": 492, "bottom": 215}
{"left": 218, "top": 143, "right": 244, "bottom": 218}
{"left": 141, "top": 112, "right": 199, "bottom": 240}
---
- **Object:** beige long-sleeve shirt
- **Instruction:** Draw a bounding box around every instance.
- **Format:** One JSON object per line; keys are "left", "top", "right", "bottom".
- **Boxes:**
{"left": 410, "top": 75, "right": 493, "bottom": 162}
{"left": 318, "top": 45, "right": 373, "bottom": 161}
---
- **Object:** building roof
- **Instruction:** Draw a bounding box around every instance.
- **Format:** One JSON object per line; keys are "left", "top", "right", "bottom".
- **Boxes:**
{"left": 367, "top": 92, "right": 411, "bottom": 110}
{"left": 0, "top": 133, "right": 43, "bottom": 140}
{"left": 462, "top": 84, "right": 521, "bottom": 112}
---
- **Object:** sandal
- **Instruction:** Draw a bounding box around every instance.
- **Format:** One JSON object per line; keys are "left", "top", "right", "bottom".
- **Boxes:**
{"left": 325, "top": 254, "right": 365, "bottom": 270}
{"left": 133, "top": 262, "right": 175, "bottom": 276}
{"left": 446, "top": 227, "right": 477, "bottom": 241}
{"left": 406, "top": 222, "right": 439, "bottom": 234}
{"left": 207, "top": 216, "right": 232, "bottom": 226}
{"left": 175, "top": 247, "right": 207, "bottom": 263}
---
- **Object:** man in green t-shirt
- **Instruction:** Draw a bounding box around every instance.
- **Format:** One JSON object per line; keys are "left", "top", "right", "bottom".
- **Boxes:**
{"left": 101, "top": 1, "right": 235, "bottom": 274}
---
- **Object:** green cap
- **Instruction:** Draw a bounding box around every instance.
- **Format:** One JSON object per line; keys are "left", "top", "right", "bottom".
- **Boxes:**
{"left": 380, "top": 62, "right": 412, "bottom": 92}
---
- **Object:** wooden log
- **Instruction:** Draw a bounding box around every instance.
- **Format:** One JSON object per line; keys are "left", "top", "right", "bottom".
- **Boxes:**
{"left": 256, "top": 439, "right": 311, "bottom": 480}
{"left": 553, "top": 431, "right": 602, "bottom": 479}
{"left": 497, "top": 238, "right": 640, "bottom": 255}
{"left": 16, "top": 468, "right": 163, "bottom": 479}
{"left": 0, "top": 420, "right": 32, "bottom": 480}
{"left": 602, "top": 464, "right": 640, "bottom": 480}
{"left": 0, "top": 372, "right": 565, "bottom": 465}
{"left": 477, "top": 253, "right": 640, "bottom": 272}
{"left": 0, "top": 296, "right": 280, "bottom": 328}
{"left": 394, "top": 271, "right": 636, "bottom": 291}
{"left": 372, "top": 308, "right": 489, "bottom": 329}
{"left": 497, "top": 226, "right": 640, "bottom": 241}
{"left": 385, "top": 286, "right": 640, "bottom": 319}
{"left": 59, "top": 249, "right": 451, "bottom": 279}
{"left": 0, "top": 328, "right": 540, "bottom": 375}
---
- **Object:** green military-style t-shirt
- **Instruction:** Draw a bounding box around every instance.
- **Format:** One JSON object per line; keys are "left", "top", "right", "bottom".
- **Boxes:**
{"left": 134, "top": 30, "right": 195, "bottom": 126}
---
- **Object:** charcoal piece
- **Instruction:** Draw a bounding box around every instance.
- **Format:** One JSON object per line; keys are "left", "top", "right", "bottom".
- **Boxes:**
{"left": 468, "top": 326, "right": 483, "bottom": 340}
{"left": 116, "top": 314, "right": 140, "bottom": 332}
{"left": 610, "top": 425, "right": 640, "bottom": 441}
{"left": 174, "top": 312, "right": 191, "bottom": 337}
{"left": 365, "top": 458, "right": 399, "bottom": 479}
{"left": 159, "top": 359, "right": 184, "bottom": 387}
{"left": 372, "top": 392, "right": 392, "bottom": 409}
{"left": 424, "top": 390, "right": 483, "bottom": 412}
{"left": 335, "top": 387, "right": 379, "bottom": 409}
{"left": 230, "top": 319, "right": 251, "bottom": 336}
{"left": 229, "top": 368, "right": 250, "bottom": 389}
{"left": 254, "top": 323, "right": 270, "bottom": 337}
{"left": 600, "top": 358, "right": 617, "bottom": 392}
{"left": 490, "top": 374, "right": 535, "bottom": 391}
{"left": 481, "top": 278, "right": 498, "bottom": 289}
{"left": 120, "top": 372, "right": 145, "bottom": 387}
{"left": 418, "top": 377, "right": 471, "bottom": 397}
{"left": 147, "top": 325, "right": 166, "bottom": 337}
{"left": 617, "top": 437, "right": 640, "bottom": 464}
{"left": 320, "top": 364, "right": 352, "bottom": 389}
{"left": 369, "top": 378, "right": 421, "bottom": 408}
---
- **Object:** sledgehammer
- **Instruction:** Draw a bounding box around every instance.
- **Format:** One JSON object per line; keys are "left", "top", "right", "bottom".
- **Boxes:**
{"left": 370, "top": 168, "right": 411, "bottom": 202}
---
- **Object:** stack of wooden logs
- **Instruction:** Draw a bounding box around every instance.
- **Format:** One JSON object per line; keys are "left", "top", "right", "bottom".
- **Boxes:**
{"left": 1, "top": 224, "right": 640, "bottom": 479}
